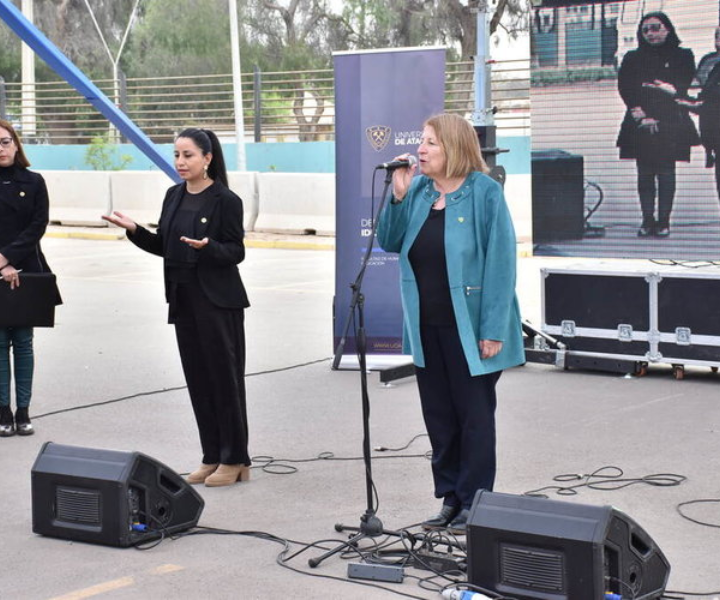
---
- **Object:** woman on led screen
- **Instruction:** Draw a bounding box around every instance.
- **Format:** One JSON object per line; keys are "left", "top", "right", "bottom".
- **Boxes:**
{"left": 616, "top": 11, "right": 699, "bottom": 238}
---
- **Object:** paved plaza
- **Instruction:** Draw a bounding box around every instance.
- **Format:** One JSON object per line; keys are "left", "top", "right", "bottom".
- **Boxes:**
{"left": 1, "top": 234, "right": 719, "bottom": 599}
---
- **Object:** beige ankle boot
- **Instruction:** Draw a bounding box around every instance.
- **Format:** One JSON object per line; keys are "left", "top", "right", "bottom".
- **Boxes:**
{"left": 186, "top": 463, "right": 219, "bottom": 485}
{"left": 204, "top": 464, "right": 250, "bottom": 487}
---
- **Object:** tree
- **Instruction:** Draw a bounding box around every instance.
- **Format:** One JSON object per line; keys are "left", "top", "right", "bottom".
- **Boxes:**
{"left": 0, "top": 0, "right": 138, "bottom": 82}
{"left": 331, "top": 0, "right": 529, "bottom": 60}
{"left": 123, "top": 0, "right": 233, "bottom": 77}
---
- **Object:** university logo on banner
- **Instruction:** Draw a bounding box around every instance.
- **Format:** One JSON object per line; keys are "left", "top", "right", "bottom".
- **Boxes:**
{"left": 365, "top": 125, "right": 392, "bottom": 152}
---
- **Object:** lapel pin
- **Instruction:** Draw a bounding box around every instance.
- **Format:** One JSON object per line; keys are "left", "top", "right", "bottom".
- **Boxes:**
{"left": 458, "top": 217, "right": 464, "bottom": 223}
{"left": 201, "top": 217, "right": 208, "bottom": 223}
{"left": 19, "top": 191, "right": 25, "bottom": 197}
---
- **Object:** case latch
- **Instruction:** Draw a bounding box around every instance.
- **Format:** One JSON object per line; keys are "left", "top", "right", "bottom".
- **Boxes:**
{"left": 675, "top": 327, "right": 692, "bottom": 346}
{"left": 617, "top": 324, "right": 633, "bottom": 342}
{"left": 561, "top": 320, "right": 576, "bottom": 337}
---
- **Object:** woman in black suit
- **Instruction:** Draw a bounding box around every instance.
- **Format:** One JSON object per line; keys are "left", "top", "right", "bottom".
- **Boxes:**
{"left": 616, "top": 11, "right": 699, "bottom": 237}
{"left": 103, "top": 128, "right": 251, "bottom": 487}
{"left": 0, "top": 118, "right": 61, "bottom": 437}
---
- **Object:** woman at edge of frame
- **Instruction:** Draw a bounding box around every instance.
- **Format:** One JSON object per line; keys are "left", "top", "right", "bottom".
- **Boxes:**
{"left": 0, "top": 118, "right": 62, "bottom": 438}
{"left": 377, "top": 113, "right": 524, "bottom": 534}
{"left": 102, "top": 127, "right": 251, "bottom": 488}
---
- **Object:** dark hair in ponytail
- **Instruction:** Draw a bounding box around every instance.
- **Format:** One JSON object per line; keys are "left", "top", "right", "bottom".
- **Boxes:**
{"left": 177, "top": 127, "right": 229, "bottom": 187}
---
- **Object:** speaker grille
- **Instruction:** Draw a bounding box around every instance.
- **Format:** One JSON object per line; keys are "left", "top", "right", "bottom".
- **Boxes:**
{"left": 500, "top": 543, "right": 565, "bottom": 592}
{"left": 56, "top": 487, "right": 102, "bottom": 525}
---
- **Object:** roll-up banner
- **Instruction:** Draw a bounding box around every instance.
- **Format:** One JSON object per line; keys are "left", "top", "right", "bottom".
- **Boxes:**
{"left": 333, "top": 48, "right": 446, "bottom": 365}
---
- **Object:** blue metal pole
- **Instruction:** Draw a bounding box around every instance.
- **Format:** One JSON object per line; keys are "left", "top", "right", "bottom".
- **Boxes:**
{"left": 0, "top": 0, "right": 180, "bottom": 182}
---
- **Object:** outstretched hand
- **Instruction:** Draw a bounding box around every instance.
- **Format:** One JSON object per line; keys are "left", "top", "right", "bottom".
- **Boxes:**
{"left": 643, "top": 80, "right": 677, "bottom": 96}
{"left": 102, "top": 211, "right": 137, "bottom": 234}
{"left": 676, "top": 98, "right": 702, "bottom": 108}
{"left": 180, "top": 236, "right": 209, "bottom": 249}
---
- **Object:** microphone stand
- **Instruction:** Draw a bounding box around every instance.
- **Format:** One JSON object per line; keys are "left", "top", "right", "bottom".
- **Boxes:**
{"left": 309, "top": 167, "right": 401, "bottom": 568}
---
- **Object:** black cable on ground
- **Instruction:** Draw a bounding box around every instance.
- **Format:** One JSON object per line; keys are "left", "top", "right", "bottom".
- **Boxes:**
{"left": 523, "top": 466, "right": 686, "bottom": 498}
{"left": 677, "top": 498, "right": 720, "bottom": 529}
{"left": 174, "top": 526, "right": 433, "bottom": 599}
{"left": 32, "top": 357, "right": 332, "bottom": 421}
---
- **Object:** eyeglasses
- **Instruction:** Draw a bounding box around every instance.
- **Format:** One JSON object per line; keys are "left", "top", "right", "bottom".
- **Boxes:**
{"left": 642, "top": 23, "right": 665, "bottom": 34}
{"left": 0, "top": 138, "right": 14, "bottom": 147}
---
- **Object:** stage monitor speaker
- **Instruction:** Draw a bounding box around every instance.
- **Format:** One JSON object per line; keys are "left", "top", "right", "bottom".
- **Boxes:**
{"left": 467, "top": 490, "right": 670, "bottom": 600}
{"left": 532, "top": 149, "right": 585, "bottom": 244}
{"left": 32, "top": 442, "right": 204, "bottom": 547}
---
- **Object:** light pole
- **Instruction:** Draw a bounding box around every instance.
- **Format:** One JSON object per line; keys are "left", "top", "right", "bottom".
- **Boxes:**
{"left": 20, "top": 0, "right": 36, "bottom": 137}
{"left": 82, "top": 0, "right": 141, "bottom": 142}
{"left": 229, "top": 0, "right": 247, "bottom": 171}
{"left": 471, "top": 0, "right": 493, "bottom": 127}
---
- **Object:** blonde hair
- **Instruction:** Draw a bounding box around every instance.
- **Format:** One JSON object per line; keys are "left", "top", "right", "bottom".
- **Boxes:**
{"left": 0, "top": 119, "right": 30, "bottom": 168}
{"left": 424, "top": 113, "right": 488, "bottom": 178}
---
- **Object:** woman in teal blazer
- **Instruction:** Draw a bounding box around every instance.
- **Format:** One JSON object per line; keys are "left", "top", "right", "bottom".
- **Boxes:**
{"left": 377, "top": 113, "right": 524, "bottom": 533}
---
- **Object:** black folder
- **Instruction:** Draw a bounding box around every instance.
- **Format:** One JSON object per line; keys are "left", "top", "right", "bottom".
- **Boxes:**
{"left": 0, "top": 273, "right": 57, "bottom": 328}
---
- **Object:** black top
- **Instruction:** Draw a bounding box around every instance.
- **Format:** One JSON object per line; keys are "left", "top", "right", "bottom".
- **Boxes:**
{"left": 616, "top": 44, "right": 699, "bottom": 163}
{"left": 128, "top": 180, "right": 249, "bottom": 311}
{"left": 408, "top": 208, "right": 454, "bottom": 327}
{"left": 166, "top": 187, "right": 213, "bottom": 283}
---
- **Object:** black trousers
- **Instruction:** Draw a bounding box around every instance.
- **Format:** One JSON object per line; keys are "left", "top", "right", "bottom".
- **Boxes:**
{"left": 173, "top": 280, "right": 249, "bottom": 466}
{"left": 415, "top": 323, "right": 502, "bottom": 510}
{"left": 637, "top": 161, "right": 676, "bottom": 228}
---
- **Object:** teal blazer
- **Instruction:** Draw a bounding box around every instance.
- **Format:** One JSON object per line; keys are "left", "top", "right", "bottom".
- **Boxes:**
{"left": 377, "top": 172, "right": 524, "bottom": 376}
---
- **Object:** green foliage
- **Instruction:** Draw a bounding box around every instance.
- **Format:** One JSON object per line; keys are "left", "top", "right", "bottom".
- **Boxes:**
{"left": 0, "top": 19, "right": 21, "bottom": 82}
{"left": 123, "top": 0, "right": 233, "bottom": 77}
{"left": 84, "top": 133, "right": 133, "bottom": 171}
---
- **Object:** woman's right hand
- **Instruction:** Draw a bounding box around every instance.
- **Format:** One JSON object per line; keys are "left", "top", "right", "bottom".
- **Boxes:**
{"left": 102, "top": 211, "right": 137, "bottom": 234}
{"left": 638, "top": 117, "right": 660, "bottom": 134}
{"left": 391, "top": 154, "right": 417, "bottom": 202}
{"left": 630, "top": 106, "right": 646, "bottom": 121}
{"left": 0, "top": 264, "right": 20, "bottom": 290}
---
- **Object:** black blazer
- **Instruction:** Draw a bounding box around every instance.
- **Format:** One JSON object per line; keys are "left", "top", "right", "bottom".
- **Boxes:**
{"left": 0, "top": 167, "right": 50, "bottom": 271}
{"left": 0, "top": 166, "right": 61, "bottom": 304}
{"left": 129, "top": 180, "right": 250, "bottom": 310}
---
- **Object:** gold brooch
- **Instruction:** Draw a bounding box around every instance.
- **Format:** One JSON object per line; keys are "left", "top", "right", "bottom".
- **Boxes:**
{"left": 458, "top": 217, "right": 464, "bottom": 223}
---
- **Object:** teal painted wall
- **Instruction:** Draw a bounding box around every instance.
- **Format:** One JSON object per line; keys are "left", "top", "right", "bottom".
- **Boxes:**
{"left": 23, "top": 136, "right": 529, "bottom": 175}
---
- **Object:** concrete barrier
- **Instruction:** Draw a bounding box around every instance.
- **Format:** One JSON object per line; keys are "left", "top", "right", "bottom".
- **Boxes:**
{"left": 41, "top": 170, "right": 260, "bottom": 232}
{"left": 227, "top": 172, "right": 259, "bottom": 232}
{"left": 42, "top": 170, "right": 112, "bottom": 227}
{"left": 109, "top": 171, "right": 171, "bottom": 227}
{"left": 254, "top": 173, "right": 335, "bottom": 235}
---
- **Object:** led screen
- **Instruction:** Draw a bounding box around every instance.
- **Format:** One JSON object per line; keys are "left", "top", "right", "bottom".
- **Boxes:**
{"left": 531, "top": 0, "right": 720, "bottom": 259}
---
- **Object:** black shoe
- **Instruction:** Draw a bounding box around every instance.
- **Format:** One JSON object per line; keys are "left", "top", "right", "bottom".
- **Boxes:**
{"left": 655, "top": 226, "right": 670, "bottom": 237}
{"left": 0, "top": 406, "right": 15, "bottom": 437}
{"left": 447, "top": 509, "right": 470, "bottom": 535}
{"left": 637, "top": 226, "right": 654, "bottom": 237}
{"left": 14, "top": 407, "right": 34, "bottom": 436}
{"left": 422, "top": 504, "right": 461, "bottom": 530}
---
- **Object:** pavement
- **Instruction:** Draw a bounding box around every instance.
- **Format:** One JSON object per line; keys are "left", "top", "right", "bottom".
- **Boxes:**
{"left": 1, "top": 228, "right": 720, "bottom": 599}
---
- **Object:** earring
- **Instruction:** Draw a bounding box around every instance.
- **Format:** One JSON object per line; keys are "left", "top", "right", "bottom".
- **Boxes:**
{"left": 203, "top": 165, "right": 209, "bottom": 180}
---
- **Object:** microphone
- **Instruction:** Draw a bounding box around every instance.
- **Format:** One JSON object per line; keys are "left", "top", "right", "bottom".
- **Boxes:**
{"left": 376, "top": 155, "right": 417, "bottom": 171}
